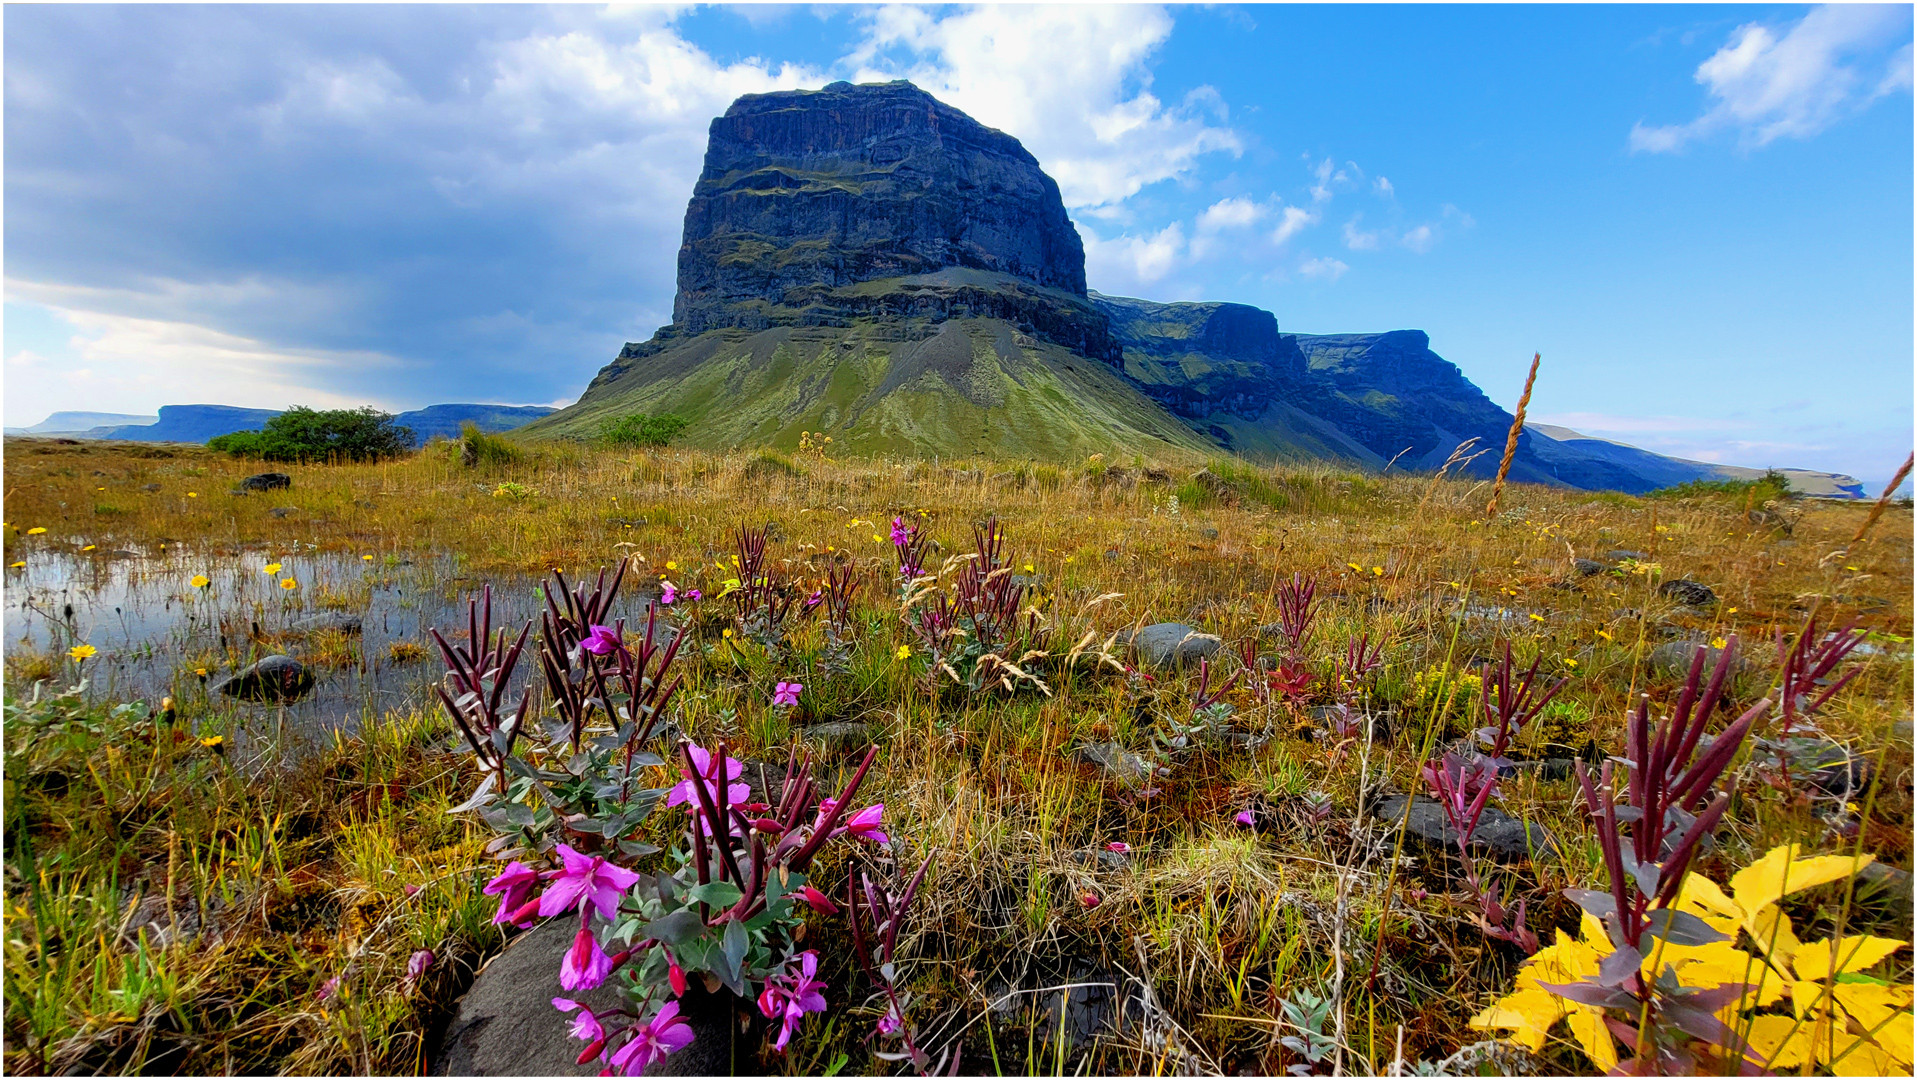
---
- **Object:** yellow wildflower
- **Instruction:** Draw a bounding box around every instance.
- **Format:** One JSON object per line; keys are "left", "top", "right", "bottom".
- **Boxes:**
{"left": 895, "top": 644, "right": 912, "bottom": 660}
{"left": 1023, "top": 563, "right": 1035, "bottom": 573}
{"left": 1346, "top": 562, "right": 1363, "bottom": 573}
{"left": 666, "top": 560, "right": 678, "bottom": 570}
{"left": 26, "top": 527, "right": 46, "bottom": 535}
{"left": 82, "top": 545, "right": 96, "bottom": 552}
{"left": 1372, "top": 566, "right": 1384, "bottom": 576}
{"left": 68, "top": 644, "right": 97, "bottom": 661}
{"left": 263, "top": 562, "right": 283, "bottom": 575}
{"left": 191, "top": 574, "right": 211, "bottom": 589}
{"left": 1710, "top": 636, "right": 1727, "bottom": 650}
{"left": 187, "top": 492, "right": 198, "bottom": 498}
{"left": 200, "top": 735, "right": 224, "bottom": 750}
{"left": 8, "top": 561, "right": 23, "bottom": 569}
{"left": 1596, "top": 629, "right": 1613, "bottom": 642}
{"left": 1529, "top": 613, "right": 1546, "bottom": 623}
{"left": 280, "top": 578, "right": 298, "bottom": 591}
{"left": 362, "top": 554, "right": 374, "bottom": 561}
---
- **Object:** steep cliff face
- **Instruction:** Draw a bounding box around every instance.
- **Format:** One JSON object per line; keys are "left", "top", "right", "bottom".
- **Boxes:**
{"left": 1093, "top": 293, "right": 1307, "bottom": 420}
{"left": 672, "top": 81, "right": 1093, "bottom": 343}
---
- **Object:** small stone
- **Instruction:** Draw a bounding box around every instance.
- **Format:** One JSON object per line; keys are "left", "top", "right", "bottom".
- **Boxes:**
{"left": 1127, "top": 622, "right": 1221, "bottom": 668}
{"left": 1605, "top": 550, "right": 1650, "bottom": 563}
{"left": 1066, "top": 848, "right": 1129, "bottom": 872}
{"left": 1074, "top": 741, "right": 1155, "bottom": 783}
{"left": 211, "top": 655, "right": 314, "bottom": 702}
{"left": 796, "top": 721, "right": 873, "bottom": 753}
{"left": 237, "top": 472, "right": 292, "bottom": 493}
{"left": 1658, "top": 579, "right": 1718, "bottom": 608}
{"left": 1372, "top": 793, "right": 1557, "bottom": 862}
{"left": 142, "top": 483, "right": 162, "bottom": 492}
{"left": 1571, "top": 558, "right": 1607, "bottom": 578}
{"left": 269, "top": 506, "right": 299, "bottom": 519}
{"left": 1201, "top": 527, "right": 1220, "bottom": 540}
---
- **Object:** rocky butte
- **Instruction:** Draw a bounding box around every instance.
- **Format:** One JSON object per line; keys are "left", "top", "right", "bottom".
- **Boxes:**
{"left": 527, "top": 80, "right": 1862, "bottom": 496}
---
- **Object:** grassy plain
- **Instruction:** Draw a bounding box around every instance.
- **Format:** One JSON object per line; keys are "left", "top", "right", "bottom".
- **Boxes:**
{"left": 3, "top": 435, "right": 1911, "bottom": 1075}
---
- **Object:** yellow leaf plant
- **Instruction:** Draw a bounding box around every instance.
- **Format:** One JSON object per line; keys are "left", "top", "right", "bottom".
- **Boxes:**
{"left": 1470, "top": 844, "right": 1913, "bottom": 1074}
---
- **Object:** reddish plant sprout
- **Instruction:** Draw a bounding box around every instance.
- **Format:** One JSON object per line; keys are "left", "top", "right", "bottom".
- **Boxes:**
{"left": 891, "top": 515, "right": 931, "bottom": 582}
{"left": 1543, "top": 638, "right": 1773, "bottom": 1072}
{"left": 821, "top": 561, "right": 861, "bottom": 635}
{"left": 1339, "top": 632, "right": 1387, "bottom": 693}
{"left": 1474, "top": 642, "right": 1568, "bottom": 770}
{"left": 948, "top": 517, "right": 1040, "bottom": 654}
{"left": 1272, "top": 572, "right": 1320, "bottom": 662}
{"left": 428, "top": 583, "right": 533, "bottom": 786}
{"left": 1264, "top": 661, "right": 1314, "bottom": 707}
{"left": 1766, "top": 617, "right": 1868, "bottom": 790}
{"left": 848, "top": 853, "right": 951, "bottom": 1075}
{"left": 1190, "top": 657, "right": 1243, "bottom": 717}
{"left": 1478, "top": 883, "right": 1538, "bottom": 954}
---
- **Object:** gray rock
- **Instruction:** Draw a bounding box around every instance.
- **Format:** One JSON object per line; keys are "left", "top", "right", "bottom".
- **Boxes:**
{"left": 211, "top": 655, "right": 313, "bottom": 702}
{"left": 1126, "top": 622, "right": 1221, "bottom": 668}
{"left": 1658, "top": 579, "right": 1718, "bottom": 608}
{"left": 1571, "top": 559, "right": 1608, "bottom": 578}
{"left": 142, "top": 483, "right": 162, "bottom": 492}
{"left": 1855, "top": 863, "right": 1914, "bottom": 937}
{"left": 237, "top": 472, "right": 292, "bottom": 493}
{"left": 796, "top": 722, "right": 874, "bottom": 753}
{"left": 1066, "top": 848, "right": 1130, "bottom": 872}
{"left": 1074, "top": 741, "right": 1155, "bottom": 784}
{"left": 1201, "top": 527, "right": 1220, "bottom": 540}
{"left": 288, "top": 612, "right": 363, "bottom": 636}
{"left": 1372, "top": 794, "right": 1557, "bottom": 863}
{"left": 1605, "top": 550, "right": 1650, "bottom": 563}
{"left": 269, "top": 506, "right": 299, "bottom": 519}
{"left": 434, "top": 918, "right": 756, "bottom": 1076}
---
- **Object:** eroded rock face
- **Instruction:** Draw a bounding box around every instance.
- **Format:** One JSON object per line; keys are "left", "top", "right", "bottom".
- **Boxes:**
{"left": 673, "top": 81, "right": 1089, "bottom": 335}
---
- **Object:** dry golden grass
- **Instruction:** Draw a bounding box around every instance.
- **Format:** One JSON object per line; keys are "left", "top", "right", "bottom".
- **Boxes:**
{"left": 3, "top": 436, "right": 1911, "bottom": 1075}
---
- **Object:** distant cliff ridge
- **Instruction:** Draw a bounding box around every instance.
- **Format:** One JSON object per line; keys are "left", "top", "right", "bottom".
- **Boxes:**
{"left": 11, "top": 403, "right": 555, "bottom": 445}
{"left": 520, "top": 79, "right": 1860, "bottom": 496}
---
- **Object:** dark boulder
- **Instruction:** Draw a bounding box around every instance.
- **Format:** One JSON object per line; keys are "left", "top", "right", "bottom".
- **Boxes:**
{"left": 434, "top": 918, "right": 760, "bottom": 1076}
{"left": 237, "top": 473, "right": 292, "bottom": 493}
{"left": 211, "top": 655, "right": 313, "bottom": 702}
{"left": 1570, "top": 558, "right": 1608, "bottom": 578}
{"left": 1372, "top": 793, "right": 1557, "bottom": 863}
{"left": 1126, "top": 623, "right": 1221, "bottom": 668}
{"left": 1658, "top": 579, "right": 1718, "bottom": 608}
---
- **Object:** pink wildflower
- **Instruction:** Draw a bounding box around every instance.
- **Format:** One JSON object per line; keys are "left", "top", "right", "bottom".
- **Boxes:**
{"left": 835, "top": 803, "right": 888, "bottom": 844}
{"left": 877, "top": 1001, "right": 904, "bottom": 1037}
{"left": 406, "top": 949, "right": 434, "bottom": 980}
{"left": 890, "top": 517, "right": 910, "bottom": 546}
{"left": 403, "top": 883, "right": 421, "bottom": 898}
{"left": 1080, "top": 892, "right": 1101, "bottom": 909}
{"left": 667, "top": 951, "right": 687, "bottom": 997}
{"left": 773, "top": 680, "right": 802, "bottom": 707}
{"left": 581, "top": 625, "right": 621, "bottom": 656}
{"left": 483, "top": 861, "right": 540, "bottom": 926}
{"left": 608, "top": 1001, "right": 695, "bottom": 1074}
{"left": 666, "top": 744, "right": 749, "bottom": 813}
{"left": 560, "top": 924, "right": 615, "bottom": 992}
{"left": 539, "top": 844, "right": 643, "bottom": 921}
{"left": 757, "top": 950, "right": 828, "bottom": 1053}
{"left": 685, "top": 588, "right": 702, "bottom": 601}
{"left": 660, "top": 582, "right": 678, "bottom": 605}
{"left": 315, "top": 975, "right": 342, "bottom": 1002}
{"left": 1105, "top": 842, "right": 1130, "bottom": 854}
{"left": 554, "top": 997, "right": 606, "bottom": 1044}
{"left": 1234, "top": 809, "right": 1255, "bottom": 828}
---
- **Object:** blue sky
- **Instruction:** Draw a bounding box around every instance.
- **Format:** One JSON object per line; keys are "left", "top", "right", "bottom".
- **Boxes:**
{"left": 5, "top": 4, "right": 1911, "bottom": 485}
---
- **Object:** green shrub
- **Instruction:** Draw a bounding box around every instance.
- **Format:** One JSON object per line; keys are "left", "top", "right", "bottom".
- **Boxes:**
{"left": 456, "top": 422, "right": 526, "bottom": 467}
{"left": 739, "top": 451, "right": 802, "bottom": 485}
{"left": 208, "top": 407, "right": 413, "bottom": 463}
{"left": 1651, "top": 469, "right": 1792, "bottom": 503}
{"left": 597, "top": 412, "right": 690, "bottom": 448}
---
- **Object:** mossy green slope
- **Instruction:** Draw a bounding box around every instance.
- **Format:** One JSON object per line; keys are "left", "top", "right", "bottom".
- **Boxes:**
{"left": 522, "top": 317, "right": 1217, "bottom": 462}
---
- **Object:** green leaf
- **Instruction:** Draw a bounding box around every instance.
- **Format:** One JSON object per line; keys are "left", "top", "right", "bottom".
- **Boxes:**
{"left": 722, "top": 919, "right": 749, "bottom": 982}
{"left": 687, "top": 881, "right": 743, "bottom": 908}
{"left": 641, "top": 908, "right": 705, "bottom": 948}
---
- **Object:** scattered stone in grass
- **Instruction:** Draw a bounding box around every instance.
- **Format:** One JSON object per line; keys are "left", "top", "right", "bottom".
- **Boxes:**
{"left": 1658, "top": 579, "right": 1718, "bottom": 608}
{"left": 142, "top": 483, "right": 162, "bottom": 492}
{"left": 237, "top": 472, "right": 293, "bottom": 493}
{"left": 269, "top": 506, "right": 299, "bottom": 518}
{"left": 1065, "top": 847, "right": 1130, "bottom": 872}
{"left": 1372, "top": 793, "right": 1558, "bottom": 863}
{"left": 355, "top": 498, "right": 377, "bottom": 509}
{"left": 1604, "top": 549, "right": 1650, "bottom": 563}
{"left": 1570, "top": 558, "right": 1607, "bottom": 578}
{"left": 1201, "top": 526, "right": 1219, "bottom": 540}
{"left": 796, "top": 721, "right": 873, "bottom": 753}
{"left": 1126, "top": 622, "right": 1220, "bottom": 668}
{"left": 211, "top": 654, "right": 314, "bottom": 702}
{"left": 1074, "top": 741, "right": 1157, "bottom": 783}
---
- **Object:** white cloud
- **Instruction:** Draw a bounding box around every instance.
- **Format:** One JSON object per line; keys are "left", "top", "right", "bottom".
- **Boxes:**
{"left": 1342, "top": 216, "right": 1381, "bottom": 251}
{"left": 1631, "top": 4, "right": 1913, "bottom": 153}
{"left": 1400, "top": 224, "right": 1435, "bottom": 253}
{"left": 1298, "top": 256, "right": 1348, "bottom": 282}
{"left": 1374, "top": 176, "right": 1394, "bottom": 197}
{"left": 1081, "top": 222, "right": 1188, "bottom": 294}
{"left": 1195, "top": 196, "right": 1269, "bottom": 232}
{"left": 846, "top": 4, "right": 1239, "bottom": 209}
{"left": 1270, "top": 205, "right": 1318, "bottom": 245}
